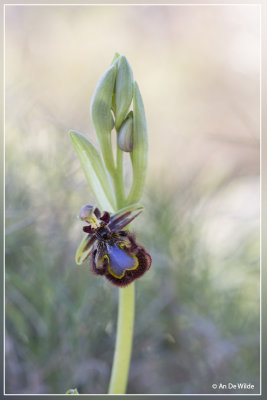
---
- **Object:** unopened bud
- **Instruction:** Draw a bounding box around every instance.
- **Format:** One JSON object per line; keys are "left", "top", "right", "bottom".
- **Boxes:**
{"left": 117, "top": 112, "right": 133, "bottom": 152}
{"left": 114, "top": 56, "right": 133, "bottom": 131}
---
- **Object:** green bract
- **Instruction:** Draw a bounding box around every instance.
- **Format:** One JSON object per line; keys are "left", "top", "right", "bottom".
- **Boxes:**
{"left": 90, "top": 63, "right": 117, "bottom": 174}
{"left": 127, "top": 82, "right": 148, "bottom": 205}
{"left": 69, "top": 130, "right": 115, "bottom": 211}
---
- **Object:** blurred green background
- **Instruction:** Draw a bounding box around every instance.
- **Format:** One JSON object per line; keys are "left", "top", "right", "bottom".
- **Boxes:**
{"left": 5, "top": 4, "right": 260, "bottom": 395}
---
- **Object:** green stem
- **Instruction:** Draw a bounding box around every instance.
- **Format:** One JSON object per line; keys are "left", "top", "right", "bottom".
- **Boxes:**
{"left": 109, "top": 134, "right": 136, "bottom": 394}
{"left": 108, "top": 283, "right": 135, "bottom": 394}
{"left": 113, "top": 147, "right": 125, "bottom": 209}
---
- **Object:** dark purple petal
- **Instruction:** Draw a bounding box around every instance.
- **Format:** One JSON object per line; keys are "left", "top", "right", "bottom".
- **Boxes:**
{"left": 108, "top": 204, "right": 143, "bottom": 232}
{"left": 109, "top": 210, "right": 143, "bottom": 231}
{"left": 100, "top": 211, "right": 110, "bottom": 224}
{"left": 83, "top": 225, "right": 95, "bottom": 234}
{"left": 94, "top": 207, "right": 101, "bottom": 218}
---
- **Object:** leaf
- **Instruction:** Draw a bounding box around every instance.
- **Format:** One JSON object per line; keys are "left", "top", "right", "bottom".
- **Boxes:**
{"left": 69, "top": 130, "right": 115, "bottom": 211}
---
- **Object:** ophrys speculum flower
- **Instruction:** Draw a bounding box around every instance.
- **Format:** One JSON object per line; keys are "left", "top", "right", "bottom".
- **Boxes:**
{"left": 76, "top": 204, "right": 151, "bottom": 287}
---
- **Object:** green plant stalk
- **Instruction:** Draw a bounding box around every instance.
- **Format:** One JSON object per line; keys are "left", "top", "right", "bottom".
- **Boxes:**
{"left": 108, "top": 283, "right": 135, "bottom": 394}
{"left": 108, "top": 134, "right": 136, "bottom": 394}
{"left": 113, "top": 146, "right": 125, "bottom": 209}
{"left": 72, "top": 55, "right": 147, "bottom": 395}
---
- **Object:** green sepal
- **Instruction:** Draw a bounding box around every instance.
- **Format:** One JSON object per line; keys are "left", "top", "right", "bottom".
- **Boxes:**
{"left": 75, "top": 234, "right": 96, "bottom": 265}
{"left": 127, "top": 82, "right": 148, "bottom": 204}
{"left": 114, "top": 56, "right": 133, "bottom": 131}
{"left": 69, "top": 130, "right": 115, "bottom": 211}
{"left": 90, "top": 63, "right": 117, "bottom": 173}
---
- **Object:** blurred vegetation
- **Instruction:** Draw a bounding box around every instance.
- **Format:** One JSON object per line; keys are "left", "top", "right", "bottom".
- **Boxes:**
{"left": 5, "top": 146, "right": 259, "bottom": 393}
{"left": 5, "top": 5, "right": 259, "bottom": 395}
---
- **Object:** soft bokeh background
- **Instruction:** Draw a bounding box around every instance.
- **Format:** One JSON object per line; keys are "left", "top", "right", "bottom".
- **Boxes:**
{"left": 5, "top": 4, "right": 260, "bottom": 395}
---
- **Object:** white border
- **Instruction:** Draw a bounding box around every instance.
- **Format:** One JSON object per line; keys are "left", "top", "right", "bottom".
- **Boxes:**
{"left": 3, "top": 2, "right": 262, "bottom": 397}
{"left": 2, "top": 3, "right": 263, "bottom": 6}
{"left": 3, "top": 2, "right": 6, "bottom": 397}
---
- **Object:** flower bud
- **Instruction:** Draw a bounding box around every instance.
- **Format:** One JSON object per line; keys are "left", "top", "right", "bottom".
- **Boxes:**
{"left": 114, "top": 56, "right": 133, "bottom": 131}
{"left": 117, "top": 112, "right": 133, "bottom": 152}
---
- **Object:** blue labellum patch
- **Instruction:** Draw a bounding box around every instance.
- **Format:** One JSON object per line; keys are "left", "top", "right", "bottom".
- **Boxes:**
{"left": 107, "top": 245, "right": 138, "bottom": 278}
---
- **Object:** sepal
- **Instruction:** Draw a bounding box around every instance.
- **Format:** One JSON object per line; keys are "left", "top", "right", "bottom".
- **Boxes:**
{"left": 75, "top": 235, "right": 96, "bottom": 265}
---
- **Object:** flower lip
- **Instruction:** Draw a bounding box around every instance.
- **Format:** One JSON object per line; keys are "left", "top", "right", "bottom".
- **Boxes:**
{"left": 91, "top": 230, "right": 151, "bottom": 287}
